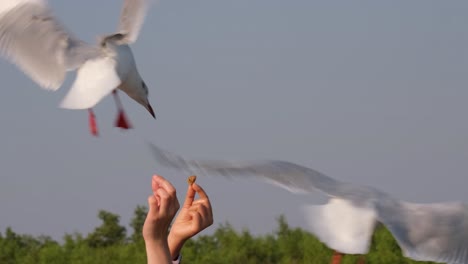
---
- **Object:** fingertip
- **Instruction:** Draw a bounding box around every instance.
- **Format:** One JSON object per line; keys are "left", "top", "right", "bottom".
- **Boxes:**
{"left": 192, "top": 183, "right": 204, "bottom": 192}
{"left": 155, "top": 175, "right": 176, "bottom": 194}
{"left": 193, "top": 184, "right": 209, "bottom": 199}
{"left": 151, "top": 178, "right": 159, "bottom": 190}
{"left": 152, "top": 174, "right": 165, "bottom": 182}
{"left": 191, "top": 184, "right": 199, "bottom": 196}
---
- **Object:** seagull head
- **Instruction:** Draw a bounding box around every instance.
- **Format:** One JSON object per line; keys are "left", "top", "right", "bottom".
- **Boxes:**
{"left": 129, "top": 80, "right": 156, "bottom": 119}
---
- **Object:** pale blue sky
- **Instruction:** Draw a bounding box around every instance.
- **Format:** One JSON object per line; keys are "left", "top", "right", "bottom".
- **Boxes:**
{"left": 1, "top": 0, "right": 468, "bottom": 240}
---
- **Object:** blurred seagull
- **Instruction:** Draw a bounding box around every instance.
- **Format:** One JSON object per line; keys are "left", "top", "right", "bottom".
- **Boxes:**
{"left": 148, "top": 143, "right": 468, "bottom": 264}
{"left": 0, "top": 0, "right": 156, "bottom": 136}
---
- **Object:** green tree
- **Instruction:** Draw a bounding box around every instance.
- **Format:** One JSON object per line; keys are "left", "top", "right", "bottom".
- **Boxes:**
{"left": 130, "top": 205, "right": 148, "bottom": 243}
{"left": 0, "top": 208, "right": 443, "bottom": 264}
{"left": 275, "top": 214, "right": 305, "bottom": 263}
{"left": 86, "top": 210, "right": 126, "bottom": 248}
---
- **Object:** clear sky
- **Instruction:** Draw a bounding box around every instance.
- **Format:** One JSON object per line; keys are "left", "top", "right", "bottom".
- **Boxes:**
{"left": 1, "top": 0, "right": 468, "bottom": 241}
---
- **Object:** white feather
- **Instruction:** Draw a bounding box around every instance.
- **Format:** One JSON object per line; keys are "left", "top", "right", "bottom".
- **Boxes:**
{"left": 302, "top": 199, "right": 377, "bottom": 254}
{"left": 0, "top": 0, "right": 43, "bottom": 15}
{"left": 60, "top": 58, "right": 121, "bottom": 109}
{"left": 118, "top": 0, "right": 149, "bottom": 44}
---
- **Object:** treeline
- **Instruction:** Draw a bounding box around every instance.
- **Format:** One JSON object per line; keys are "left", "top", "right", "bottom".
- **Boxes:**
{"left": 0, "top": 206, "right": 439, "bottom": 264}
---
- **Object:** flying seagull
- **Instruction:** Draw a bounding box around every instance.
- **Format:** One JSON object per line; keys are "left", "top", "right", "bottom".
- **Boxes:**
{"left": 148, "top": 143, "right": 468, "bottom": 264}
{"left": 0, "top": 0, "right": 156, "bottom": 136}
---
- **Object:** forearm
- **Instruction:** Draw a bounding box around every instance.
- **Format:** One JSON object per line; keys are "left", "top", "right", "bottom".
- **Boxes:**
{"left": 145, "top": 239, "right": 172, "bottom": 264}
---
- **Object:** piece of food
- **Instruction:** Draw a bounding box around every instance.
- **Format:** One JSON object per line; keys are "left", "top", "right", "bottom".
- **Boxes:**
{"left": 187, "top": 175, "right": 197, "bottom": 185}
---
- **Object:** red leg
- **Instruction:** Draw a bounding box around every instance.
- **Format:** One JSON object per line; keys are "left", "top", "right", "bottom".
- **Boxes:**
{"left": 330, "top": 251, "right": 343, "bottom": 264}
{"left": 113, "top": 90, "right": 132, "bottom": 129}
{"left": 88, "top": 108, "right": 98, "bottom": 136}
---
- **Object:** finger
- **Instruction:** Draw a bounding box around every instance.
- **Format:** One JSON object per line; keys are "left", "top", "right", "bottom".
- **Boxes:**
{"left": 188, "top": 210, "right": 203, "bottom": 230}
{"left": 151, "top": 179, "right": 161, "bottom": 206}
{"left": 193, "top": 183, "right": 209, "bottom": 200}
{"left": 153, "top": 175, "right": 176, "bottom": 196}
{"left": 182, "top": 185, "right": 196, "bottom": 209}
{"left": 151, "top": 176, "right": 160, "bottom": 191}
{"left": 191, "top": 200, "right": 213, "bottom": 221}
{"left": 196, "top": 203, "right": 209, "bottom": 220}
{"left": 192, "top": 187, "right": 213, "bottom": 219}
{"left": 156, "top": 188, "right": 170, "bottom": 216}
{"left": 147, "top": 195, "right": 160, "bottom": 217}
{"left": 191, "top": 203, "right": 212, "bottom": 226}
{"left": 192, "top": 199, "right": 209, "bottom": 206}
{"left": 151, "top": 177, "right": 161, "bottom": 206}
{"left": 159, "top": 189, "right": 180, "bottom": 217}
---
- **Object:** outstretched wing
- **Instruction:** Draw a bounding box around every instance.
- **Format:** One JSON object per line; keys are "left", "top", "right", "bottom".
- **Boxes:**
{"left": 118, "top": 0, "right": 149, "bottom": 44}
{"left": 149, "top": 143, "right": 468, "bottom": 263}
{"left": 0, "top": 0, "right": 100, "bottom": 90}
{"left": 148, "top": 143, "right": 344, "bottom": 195}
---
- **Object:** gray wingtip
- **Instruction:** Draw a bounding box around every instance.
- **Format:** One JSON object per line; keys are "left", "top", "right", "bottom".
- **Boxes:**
{"left": 146, "top": 142, "right": 187, "bottom": 170}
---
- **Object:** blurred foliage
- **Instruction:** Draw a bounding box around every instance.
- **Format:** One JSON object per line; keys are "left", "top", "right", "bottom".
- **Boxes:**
{"left": 0, "top": 208, "right": 440, "bottom": 264}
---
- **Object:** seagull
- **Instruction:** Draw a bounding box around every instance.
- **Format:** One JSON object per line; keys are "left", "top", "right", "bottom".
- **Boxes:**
{"left": 0, "top": 0, "right": 156, "bottom": 136}
{"left": 148, "top": 143, "right": 468, "bottom": 264}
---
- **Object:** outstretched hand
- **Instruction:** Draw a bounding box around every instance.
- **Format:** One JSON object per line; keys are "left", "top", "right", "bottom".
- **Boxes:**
{"left": 143, "top": 175, "right": 180, "bottom": 264}
{"left": 168, "top": 182, "right": 213, "bottom": 259}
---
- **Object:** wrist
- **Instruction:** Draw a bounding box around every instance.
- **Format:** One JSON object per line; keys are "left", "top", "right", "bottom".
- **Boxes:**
{"left": 143, "top": 229, "right": 169, "bottom": 244}
{"left": 167, "top": 233, "right": 186, "bottom": 260}
{"left": 144, "top": 236, "right": 168, "bottom": 246}
{"left": 145, "top": 239, "right": 172, "bottom": 264}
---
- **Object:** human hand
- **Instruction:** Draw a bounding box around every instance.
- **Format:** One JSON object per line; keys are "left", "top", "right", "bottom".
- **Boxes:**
{"left": 143, "top": 175, "right": 180, "bottom": 264}
{"left": 168, "top": 182, "right": 213, "bottom": 259}
{"left": 143, "top": 174, "right": 180, "bottom": 241}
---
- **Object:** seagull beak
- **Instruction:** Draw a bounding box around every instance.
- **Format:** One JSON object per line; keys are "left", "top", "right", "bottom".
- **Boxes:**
{"left": 147, "top": 103, "right": 156, "bottom": 119}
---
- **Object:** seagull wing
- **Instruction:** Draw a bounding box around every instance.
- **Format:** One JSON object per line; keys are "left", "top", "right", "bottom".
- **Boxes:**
{"left": 149, "top": 143, "right": 468, "bottom": 263}
{"left": 118, "top": 0, "right": 149, "bottom": 44}
{"left": 148, "top": 143, "right": 342, "bottom": 195}
{"left": 0, "top": 0, "right": 100, "bottom": 90}
{"left": 376, "top": 201, "right": 468, "bottom": 264}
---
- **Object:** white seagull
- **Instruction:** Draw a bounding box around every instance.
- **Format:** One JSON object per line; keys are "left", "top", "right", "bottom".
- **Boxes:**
{"left": 0, "top": 0, "right": 156, "bottom": 136}
{"left": 149, "top": 143, "right": 468, "bottom": 264}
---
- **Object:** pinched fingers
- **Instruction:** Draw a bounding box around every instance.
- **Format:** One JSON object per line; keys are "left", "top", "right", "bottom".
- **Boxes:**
{"left": 153, "top": 175, "right": 177, "bottom": 194}
{"left": 155, "top": 188, "right": 179, "bottom": 219}
{"left": 152, "top": 175, "right": 180, "bottom": 220}
{"left": 182, "top": 183, "right": 209, "bottom": 209}
{"left": 191, "top": 184, "right": 213, "bottom": 222}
